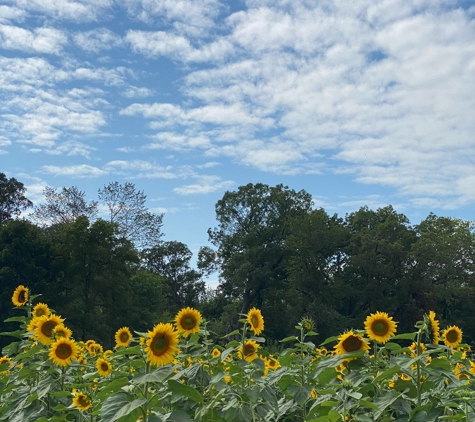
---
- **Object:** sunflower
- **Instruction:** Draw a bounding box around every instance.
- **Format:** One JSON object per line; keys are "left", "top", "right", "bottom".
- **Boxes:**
{"left": 49, "top": 337, "right": 80, "bottom": 367}
{"left": 26, "top": 318, "right": 38, "bottom": 333}
{"left": 424, "top": 311, "right": 440, "bottom": 344}
{"left": 334, "top": 331, "right": 370, "bottom": 355}
{"left": 34, "top": 314, "right": 64, "bottom": 345}
{"left": 443, "top": 325, "right": 463, "bottom": 349}
{"left": 265, "top": 356, "right": 281, "bottom": 371}
{"left": 247, "top": 308, "right": 264, "bottom": 336}
{"left": 145, "top": 323, "right": 179, "bottom": 366}
{"left": 32, "top": 302, "right": 50, "bottom": 318}
{"left": 174, "top": 307, "right": 202, "bottom": 338}
{"left": 238, "top": 340, "right": 260, "bottom": 362}
{"left": 53, "top": 324, "right": 72, "bottom": 339}
{"left": 211, "top": 348, "right": 221, "bottom": 358}
{"left": 12, "top": 285, "right": 29, "bottom": 307}
{"left": 115, "top": 326, "right": 132, "bottom": 348}
{"left": 364, "top": 311, "right": 397, "bottom": 344}
{"left": 86, "top": 342, "right": 103, "bottom": 357}
{"left": 96, "top": 357, "right": 113, "bottom": 377}
{"left": 72, "top": 392, "right": 92, "bottom": 411}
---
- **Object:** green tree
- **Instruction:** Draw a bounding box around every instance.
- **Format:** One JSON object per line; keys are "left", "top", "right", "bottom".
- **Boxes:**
{"left": 206, "top": 183, "right": 313, "bottom": 335}
{"left": 0, "top": 172, "right": 33, "bottom": 224}
{"left": 0, "top": 220, "right": 52, "bottom": 347}
{"left": 142, "top": 241, "right": 206, "bottom": 312}
{"left": 45, "top": 216, "right": 139, "bottom": 346}
{"left": 341, "top": 206, "right": 418, "bottom": 332}
{"left": 411, "top": 214, "right": 475, "bottom": 342}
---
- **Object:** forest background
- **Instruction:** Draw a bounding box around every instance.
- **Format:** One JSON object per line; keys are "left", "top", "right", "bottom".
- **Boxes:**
{"left": 1, "top": 172, "right": 474, "bottom": 350}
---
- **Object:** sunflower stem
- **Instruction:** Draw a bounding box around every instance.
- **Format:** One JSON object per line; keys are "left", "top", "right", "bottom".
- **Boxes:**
{"left": 143, "top": 361, "right": 150, "bottom": 422}
{"left": 416, "top": 329, "right": 422, "bottom": 408}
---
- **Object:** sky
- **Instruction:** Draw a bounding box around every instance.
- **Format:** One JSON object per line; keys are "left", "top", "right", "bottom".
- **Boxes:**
{"left": 1, "top": 0, "right": 474, "bottom": 285}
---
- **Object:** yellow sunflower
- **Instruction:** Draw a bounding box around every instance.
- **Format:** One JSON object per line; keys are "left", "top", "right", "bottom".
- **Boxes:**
{"left": 34, "top": 314, "right": 64, "bottom": 345}
{"left": 238, "top": 340, "right": 260, "bottom": 362}
{"left": 26, "top": 317, "right": 39, "bottom": 333}
{"left": 334, "top": 331, "right": 370, "bottom": 355}
{"left": 145, "top": 323, "right": 179, "bottom": 366}
{"left": 247, "top": 308, "right": 264, "bottom": 336}
{"left": 364, "top": 311, "right": 397, "bottom": 344}
{"left": 426, "top": 311, "right": 440, "bottom": 344}
{"left": 96, "top": 358, "right": 113, "bottom": 377}
{"left": 53, "top": 324, "right": 72, "bottom": 339}
{"left": 264, "top": 356, "right": 281, "bottom": 371}
{"left": 115, "top": 326, "right": 132, "bottom": 348}
{"left": 211, "top": 348, "right": 221, "bottom": 358}
{"left": 443, "top": 326, "right": 463, "bottom": 349}
{"left": 49, "top": 337, "right": 80, "bottom": 367}
{"left": 12, "top": 285, "right": 29, "bottom": 307}
{"left": 32, "top": 302, "right": 50, "bottom": 318}
{"left": 86, "top": 342, "right": 103, "bottom": 357}
{"left": 174, "top": 307, "right": 202, "bottom": 338}
{"left": 72, "top": 392, "right": 92, "bottom": 411}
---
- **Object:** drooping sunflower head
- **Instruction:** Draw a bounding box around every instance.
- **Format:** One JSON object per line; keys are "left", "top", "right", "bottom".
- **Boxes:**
{"left": 443, "top": 325, "right": 463, "bottom": 349}
{"left": 72, "top": 392, "right": 92, "bottom": 411}
{"left": 96, "top": 357, "right": 113, "bottom": 377}
{"left": 247, "top": 308, "right": 264, "bottom": 336}
{"left": 34, "top": 314, "right": 64, "bottom": 345}
{"left": 145, "top": 322, "right": 179, "bottom": 366}
{"left": 32, "top": 302, "right": 50, "bottom": 318}
{"left": 174, "top": 307, "right": 202, "bottom": 338}
{"left": 364, "top": 311, "right": 397, "bottom": 344}
{"left": 53, "top": 324, "right": 72, "bottom": 339}
{"left": 238, "top": 340, "right": 260, "bottom": 362}
{"left": 12, "top": 285, "right": 29, "bottom": 307}
{"left": 115, "top": 326, "right": 132, "bottom": 348}
{"left": 334, "top": 331, "right": 370, "bottom": 355}
{"left": 49, "top": 337, "right": 80, "bottom": 367}
{"left": 424, "top": 311, "right": 440, "bottom": 345}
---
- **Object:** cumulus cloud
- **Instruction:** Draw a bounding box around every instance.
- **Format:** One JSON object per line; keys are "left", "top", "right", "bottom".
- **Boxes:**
{"left": 0, "top": 24, "right": 68, "bottom": 54}
{"left": 73, "top": 28, "right": 124, "bottom": 53}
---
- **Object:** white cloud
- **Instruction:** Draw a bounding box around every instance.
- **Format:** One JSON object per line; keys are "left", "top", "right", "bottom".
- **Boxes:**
{"left": 6, "top": 0, "right": 113, "bottom": 22}
{"left": 42, "top": 164, "right": 108, "bottom": 177}
{"left": 0, "top": 24, "right": 68, "bottom": 54}
{"left": 0, "top": 5, "right": 26, "bottom": 23}
{"left": 103, "top": 160, "right": 184, "bottom": 179}
{"left": 73, "top": 28, "right": 124, "bottom": 53}
{"left": 173, "top": 175, "right": 234, "bottom": 195}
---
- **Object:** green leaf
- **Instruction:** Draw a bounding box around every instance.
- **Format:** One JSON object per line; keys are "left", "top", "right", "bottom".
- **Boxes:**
{"left": 320, "top": 336, "right": 339, "bottom": 346}
{"left": 167, "top": 410, "right": 194, "bottom": 422}
{"left": 287, "top": 385, "right": 313, "bottom": 406}
{"left": 328, "top": 410, "right": 342, "bottom": 422}
{"left": 373, "top": 366, "right": 401, "bottom": 383}
{"left": 280, "top": 336, "right": 298, "bottom": 343}
{"left": 390, "top": 333, "right": 417, "bottom": 341}
{"left": 167, "top": 379, "right": 203, "bottom": 404}
{"left": 101, "top": 393, "right": 145, "bottom": 422}
{"left": 3, "top": 317, "right": 26, "bottom": 323}
{"left": 132, "top": 366, "right": 175, "bottom": 385}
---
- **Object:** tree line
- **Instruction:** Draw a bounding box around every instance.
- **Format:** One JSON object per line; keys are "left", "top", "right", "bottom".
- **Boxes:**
{"left": 1, "top": 174, "right": 474, "bottom": 349}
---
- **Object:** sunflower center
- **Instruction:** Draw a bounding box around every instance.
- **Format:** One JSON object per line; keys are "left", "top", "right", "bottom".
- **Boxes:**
{"left": 182, "top": 316, "right": 196, "bottom": 329}
{"left": 78, "top": 395, "right": 90, "bottom": 406}
{"left": 120, "top": 332, "right": 130, "bottom": 342}
{"left": 371, "top": 320, "right": 389, "bottom": 336}
{"left": 36, "top": 309, "right": 46, "bottom": 317}
{"left": 446, "top": 330, "right": 459, "bottom": 343}
{"left": 152, "top": 335, "right": 168, "bottom": 356}
{"left": 56, "top": 343, "right": 72, "bottom": 359}
{"left": 251, "top": 315, "right": 258, "bottom": 327}
{"left": 42, "top": 321, "right": 58, "bottom": 338}
{"left": 18, "top": 291, "right": 26, "bottom": 303}
{"left": 101, "top": 362, "right": 109, "bottom": 371}
{"left": 342, "top": 335, "right": 363, "bottom": 352}
{"left": 244, "top": 344, "right": 256, "bottom": 356}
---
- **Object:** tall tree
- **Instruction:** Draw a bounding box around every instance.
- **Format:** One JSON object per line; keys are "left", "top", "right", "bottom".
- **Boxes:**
{"left": 0, "top": 172, "right": 33, "bottom": 224}
{"left": 98, "top": 182, "right": 164, "bottom": 249}
{"left": 30, "top": 186, "right": 98, "bottom": 226}
{"left": 206, "top": 183, "right": 313, "bottom": 333}
{"left": 142, "top": 241, "right": 205, "bottom": 311}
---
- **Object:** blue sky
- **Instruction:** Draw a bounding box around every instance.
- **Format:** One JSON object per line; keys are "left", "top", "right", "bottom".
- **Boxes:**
{"left": 1, "top": 0, "right": 474, "bottom": 285}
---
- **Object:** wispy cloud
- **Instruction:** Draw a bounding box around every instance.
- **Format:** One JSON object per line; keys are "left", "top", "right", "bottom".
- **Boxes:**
{"left": 42, "top": 164, "right": 108, "bottom": 178}
{"left": 0, "top": 24, "right": 68, "bottom": 54}
{"left": 173, "top": 175, "right": 234, "bottom": 195}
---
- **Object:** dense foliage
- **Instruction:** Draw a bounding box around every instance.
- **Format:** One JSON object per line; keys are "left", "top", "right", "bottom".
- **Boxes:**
{"left": 0, "top": 175, "right": 474, "bottom": 350}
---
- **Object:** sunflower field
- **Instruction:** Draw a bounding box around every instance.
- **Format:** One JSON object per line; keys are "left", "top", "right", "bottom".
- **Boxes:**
{"left": 1, "top": 285, "right": 475, "bottom": 422}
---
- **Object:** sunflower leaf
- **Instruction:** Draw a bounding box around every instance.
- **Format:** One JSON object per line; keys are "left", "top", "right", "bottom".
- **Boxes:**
{"left": 167, "top": 379, "right": 204, "bottom": 404}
